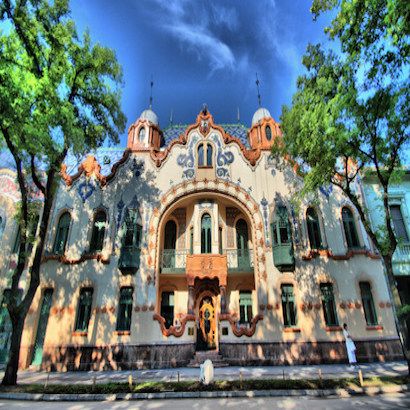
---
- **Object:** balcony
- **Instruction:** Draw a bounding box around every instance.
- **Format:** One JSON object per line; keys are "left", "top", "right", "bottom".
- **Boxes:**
{"left": 223, "top": 249, "right": 253, "bottom": 273}
{"left": 161, "top": 249, "right": 188, "bottom": 273}
{"left": 118, "top": 246, "right": 141, "bottom": 274}
{"left": 272, "top": 244, "right": 295, "bottom": 272}
{"left": 392, "top": 244, "right": 410, "bottom": 276}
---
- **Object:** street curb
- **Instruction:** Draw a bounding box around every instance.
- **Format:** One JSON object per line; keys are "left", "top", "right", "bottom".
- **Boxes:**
{"left": 0, "top": 384, "right": 408, "bottom": 401}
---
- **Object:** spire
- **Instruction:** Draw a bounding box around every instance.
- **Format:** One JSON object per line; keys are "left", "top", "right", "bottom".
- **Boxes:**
{"left": 149, "top": 75, "right": 154, "bottom": 109}
{"left": 255, "top": 72, "right": 261, "bottom": 107}
{"left": 169, "top": 109, "right": 173, "bottom": 125}
{"left": 237, "top": 107, "right": 240, "bottom": 122}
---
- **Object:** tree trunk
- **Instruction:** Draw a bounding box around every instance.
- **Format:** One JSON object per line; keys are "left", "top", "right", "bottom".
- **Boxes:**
{"left": 382, "top": 255, "right": 410, "bottom": 373}
{"left": 1, "top": 315, "right": 25, "bottom": 385}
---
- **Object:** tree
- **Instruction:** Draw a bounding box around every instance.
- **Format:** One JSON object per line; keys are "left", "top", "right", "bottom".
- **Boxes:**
{"left": 274, "top": 0, "right": 409, "bottom": 363}
{"left": 0, "top": 0, "right": 126, "bottom": 385}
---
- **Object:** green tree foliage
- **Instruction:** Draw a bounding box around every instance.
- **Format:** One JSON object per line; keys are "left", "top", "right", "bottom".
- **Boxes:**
{"left": 0, "top": 0, "right": 126, "bottom": 385}
{"left": 274, "top": 0, "right": 409, "bottom": 355}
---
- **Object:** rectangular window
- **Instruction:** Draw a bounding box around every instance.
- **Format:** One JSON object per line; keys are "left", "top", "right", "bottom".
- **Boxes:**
{"left": 239, "top": 291, "right": 253, "bottom": 325}
{"left": 75, "top": 288, "right": 93, "bottom": 332}
{"left": 116, "top": 287, "right": 133, "bottom": 331}
{"left": 390, "top": 205, "right": 409, "bottom": 242}
{"left": 281, "top": 284, "right": 297, "bottom": 327}
{"left": 320, "top": 283, "right": 338, "bottom": 326}
{"left": 360, "top": 282, "right": 378, "bottom": 326}
{"left": 160, "top": 291, "right": 174, "bottom": 329}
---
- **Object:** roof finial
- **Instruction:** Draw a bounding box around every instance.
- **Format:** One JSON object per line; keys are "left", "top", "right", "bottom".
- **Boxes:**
{"left": 149, "top": 75, "right": 154, "bottom": 109}
{"left": 169, "top": 109, "right": 173, "bottom": 125}
{"left": 255, "top": 72, "right": 262, "bottom": 107}
{"left": 237, "top": 107, "right": 240, "bottom": 122}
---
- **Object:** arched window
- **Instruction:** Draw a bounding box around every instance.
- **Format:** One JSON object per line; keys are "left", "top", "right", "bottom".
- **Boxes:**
{"left": 162, "top": 220, "right": 177, "bottom": 269}
{"left": 236, "top": 219, "right": 249, "bottom": 250}
{"left": 265, "top": 125, "right": 272, "bottom": 141}
{"left": 206, "top": 144, "right": 213, "bottom": 166}
{"left": 342, "top": 207, "right": 359, "bottom": 249}
{"left": 89, "top": 210, "right": 107, "bottom": 253}
{"left": 306, "top": 207, "right": 323, "bottom": 249}
{"left": 271, "top": 206, "right": 292, "bottom": 246}
{"left": 198, "top": 143, "right": 204, "bottom": 166}
{"left": 201, "top": 213, "right": 212, "bottom": 253}
{"left": 138, "top": 127, "right": 145, "bottom": 143}
{"left": 164, "top": 220, "right": 177, "bottom": 250}
{"left": 53, "top": 212, "right": 71, "bottom": 254}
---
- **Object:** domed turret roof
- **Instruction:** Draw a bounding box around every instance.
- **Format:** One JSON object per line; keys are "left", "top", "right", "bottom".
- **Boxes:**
{"left": 252, "top": 107, "right": 271, "bottom": 126}
{"left": 140, "top": 108, "right": 159, "bottom": 126}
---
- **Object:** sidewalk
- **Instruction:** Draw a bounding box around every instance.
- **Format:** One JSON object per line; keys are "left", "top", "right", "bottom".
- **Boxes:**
{"left": 3, "top": 360, "right": 407, "bottom": 385}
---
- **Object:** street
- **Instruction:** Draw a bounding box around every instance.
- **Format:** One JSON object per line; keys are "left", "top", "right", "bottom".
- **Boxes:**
{"left": 1, "top": 394, "right": 410, "bottom": 409}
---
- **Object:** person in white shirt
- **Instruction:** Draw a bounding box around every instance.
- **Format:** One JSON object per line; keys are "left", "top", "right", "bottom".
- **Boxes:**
{"left": 343, "top": 323, "right": 358, "bottom": 368}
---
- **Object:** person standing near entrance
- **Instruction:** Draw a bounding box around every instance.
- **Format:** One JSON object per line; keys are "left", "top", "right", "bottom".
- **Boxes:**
{"left": 343, "top": 323, "right": 358, "bottom": 368}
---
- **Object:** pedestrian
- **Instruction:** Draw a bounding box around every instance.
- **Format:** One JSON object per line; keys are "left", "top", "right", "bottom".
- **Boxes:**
{"left": 343, "top": 323, "right": 358, "bottom": 368}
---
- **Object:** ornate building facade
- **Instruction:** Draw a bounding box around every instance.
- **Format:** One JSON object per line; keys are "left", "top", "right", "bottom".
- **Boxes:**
{"left": 0, "top": 106, "right": 403, "bottom": 370}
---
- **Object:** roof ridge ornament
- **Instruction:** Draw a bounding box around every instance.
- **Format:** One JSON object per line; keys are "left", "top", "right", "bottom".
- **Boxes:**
{"left": 256, "top": 72, "right": 262, "bottom": 108}
{"left": 149, "top": 74, "right": 154, "bottom": 109}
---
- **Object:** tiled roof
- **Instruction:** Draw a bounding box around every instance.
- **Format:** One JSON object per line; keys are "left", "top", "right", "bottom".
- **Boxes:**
{"left": 220, "top": 123, "right": 250, "bottom": 149}
{"left": 162, "top": 123, "right": 250, "bottom": 149}
{"left": 162, "top": 124, "right": 188, "bottom": 146}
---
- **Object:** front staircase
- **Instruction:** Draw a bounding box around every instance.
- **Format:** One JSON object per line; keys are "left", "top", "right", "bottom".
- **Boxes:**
{"left": 187, "top": 350, "right": 229, "bottom": 368}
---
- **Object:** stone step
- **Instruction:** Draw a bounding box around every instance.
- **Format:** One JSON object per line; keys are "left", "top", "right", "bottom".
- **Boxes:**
{"left": 187, "top": 351, "right": 229, "bottom": 368}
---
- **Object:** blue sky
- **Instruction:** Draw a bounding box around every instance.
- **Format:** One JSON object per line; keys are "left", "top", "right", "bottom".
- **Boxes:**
{"left": 70, "top": 0, "right": 331, "bottom": 146}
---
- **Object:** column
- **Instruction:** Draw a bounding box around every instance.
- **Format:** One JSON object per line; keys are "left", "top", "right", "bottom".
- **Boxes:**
{"left": 220, "top": 285, "right": 227, "bottom": 314}
{"left": 188, "top": 285, "right": 195, "bottom": 315}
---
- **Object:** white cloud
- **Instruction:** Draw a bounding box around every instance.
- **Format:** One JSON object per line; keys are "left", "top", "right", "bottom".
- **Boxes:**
{"left": 149, "top": 0, "right": 237, "bottom": 73}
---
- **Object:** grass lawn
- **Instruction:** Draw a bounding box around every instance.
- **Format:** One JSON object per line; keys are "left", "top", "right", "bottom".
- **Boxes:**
{"left": 0, "top": 376, "right": 408, "bottom": 394}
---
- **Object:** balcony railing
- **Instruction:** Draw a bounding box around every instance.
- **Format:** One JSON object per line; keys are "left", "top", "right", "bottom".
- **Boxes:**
{"left": 161, "top": 249, "right": 188, "bottom": 273}
{"left": 118, "top": 245, "right": 141, "bottom": 274}
{"left": 272, "top": 243, "right": 295, "bottom": 272}
{"left": 392, "top": 244, "right": 410, "bottom": 276}
{"left": 223, "top": 249, "right": 253, "bottom": 272}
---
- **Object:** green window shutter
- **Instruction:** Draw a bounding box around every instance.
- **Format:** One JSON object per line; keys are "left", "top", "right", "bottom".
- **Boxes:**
{"left": 307, "top": 208, "right": 323, "bottom": 249}
{"left": 320, "top": 283, "right": 338, "bottom": 326}
{"left": 239, "top": 291, "right": 253, "bottom": 324}
{"left": 360, "top": 282, "right": 378, "bottom": 326}
{"left": 281, "top": 284, "right": 297, "bottom": 327}
{"left": 201, "top": 214, "right": 212, "bottom": 253}
{"left": 89, "top": 211, "right": 107, "bottom": 253}
{"left": 53, "top": 212, "right": 71, "bottom": 254}
{"left": 75, "top": 288, "right": 93, "bottom": 331}
{"left": 116, "top": 287, "right": 133, "bottom": 331}
{"left": 342, "top": 207, "right": 359, "bottom": 249}
{"left": 390, "top": 205, "right": 409, "bottom": 242}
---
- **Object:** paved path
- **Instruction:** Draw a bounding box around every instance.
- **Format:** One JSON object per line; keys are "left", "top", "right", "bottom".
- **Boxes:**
{"left": 1, "top": 361, "right": 407, "bottom": 385}
{"left": 0, "top": 393, "right": 409, "bottom": 409}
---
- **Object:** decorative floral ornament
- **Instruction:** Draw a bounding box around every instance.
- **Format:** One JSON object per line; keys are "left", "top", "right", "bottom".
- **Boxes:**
{"left": 78, "top": 180, "right": 95, "bottom": 203}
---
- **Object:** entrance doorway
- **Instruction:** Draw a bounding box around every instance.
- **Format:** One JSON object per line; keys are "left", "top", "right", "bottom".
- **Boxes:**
{"left": 196, "top": 296, "right": 216, "bottom": 350}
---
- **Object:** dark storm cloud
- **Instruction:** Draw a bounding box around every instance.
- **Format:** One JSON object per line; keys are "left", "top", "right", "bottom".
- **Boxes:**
{"left": 71, "top": 0, "right": 329, "bottom": 144}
